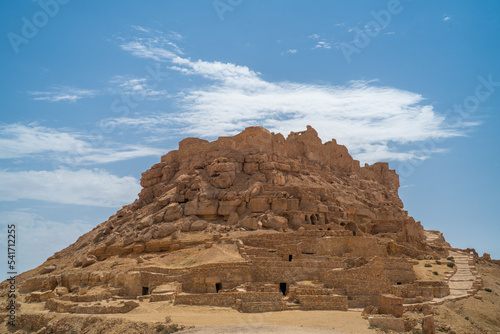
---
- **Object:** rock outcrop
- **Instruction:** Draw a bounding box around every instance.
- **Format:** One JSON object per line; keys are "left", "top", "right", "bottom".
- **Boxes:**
{"left": 10, "top": 126, "right": 454, "bottom": 320}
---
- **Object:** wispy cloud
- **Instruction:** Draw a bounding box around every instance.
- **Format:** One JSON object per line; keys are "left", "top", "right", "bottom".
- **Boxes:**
{"left": 0, "top": 169, "right": 141, "bottom": 207}
{"left": 109, "top": 75, "right": 169, "bottom": 99}
{"left": 309, "top": 33, "right": 320, "bottom": 39}
{"left": 0, "top": 123, "right": 164, "bottom": 164}
{"left": 117, "top": 33, "right": 475, "bottom": 164}
{"left": 443, "top": 14, "right": 451, "bottom": 22}
{"left": 0, "top": 123, "right": 89, "bottom": 158}
{"left": 29, "top": 86, "right": 97, "bottom": 102}
{"left": 286, "top": 49, "right": 297, "bottom": 54}
{"left": 131, "top": 25, "right": 151, "bottom": 33}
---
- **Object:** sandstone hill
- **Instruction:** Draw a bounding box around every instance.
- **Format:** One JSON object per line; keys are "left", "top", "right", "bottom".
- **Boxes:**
{"left": 3, "top": 126, "right": 498, "bottom": 334}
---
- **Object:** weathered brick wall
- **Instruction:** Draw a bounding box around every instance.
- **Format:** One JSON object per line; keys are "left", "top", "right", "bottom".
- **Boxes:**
{"left": 238, "top": 300, "right": 287, "bottom": 313}
{"left": 379, "top": 294, "right": 404, "bottom": 317}
{"left": 150, "top": 293, "right": 175, "bottom": 302}
{"left": 383, "top": 258, "right": 417, "bottom": 283}
{"left": 174, "top": 293, "right": 236, "bottom": 307}
{"left": 174, "top": 291, "right": 284, "bottom": 308}
{"left": 298, "top": 295, "right": 348, "bottom": 310}
{"left": 391, "top": 280, "right": 449, "bottom": 300}
{"left": 348, "top": 295, "right": 380, "bottom": 308}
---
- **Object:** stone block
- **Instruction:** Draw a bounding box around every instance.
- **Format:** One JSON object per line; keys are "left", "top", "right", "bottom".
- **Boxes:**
{"left": 163, "top": 203, "right": 183, "bottom": 222}
{"left": 227, "top": 212, "right": 239, "bottom": 225}
{"left": 154, "top": 224, "right": 177, "bottom": 238}
{"left": 263, "top": 216, "right": 288, "bottom": 230}
{"left": 243, "top": 162, "right": 259, "bottom": 174}
{"left": 379, "top": 294, "right": 404, "bottom": 317}
{"left": 190, "top": 220, "right": 209, "bottom": 231}
{"left": 248, "top": 198, "right": 270, "bottom": 212}
{"left": 422, "top": 315, "right": 436, "bottom": 334}
{"left": 271, "top": 198, "right": 287, "bottom": 211}
{"left": 238, "top": 217, "right": 259, "bottom": 230}
{"left": 287, "top": 198, "right": 300, "bottom": 210}
{"left": 218, "top": 200, "right": 242, "bottom": 216}
{"left": 40, "top": 264, "right": 56, "bottom": 275}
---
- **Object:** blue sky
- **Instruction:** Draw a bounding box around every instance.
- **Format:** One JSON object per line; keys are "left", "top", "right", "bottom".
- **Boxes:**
{"left": 1, "top": 0, "right": 499, "bottom": 278}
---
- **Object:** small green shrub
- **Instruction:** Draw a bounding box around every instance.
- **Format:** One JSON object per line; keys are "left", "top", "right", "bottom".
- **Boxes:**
{"left": 447, "top": 256, "right": 454, "bottom": 261}
{"left": 437, "top": 328, "right": 445, "bottom": 332}
{"left": 425, "top": 263, "right": 432, "bottom": 267}
{"left": 485, "top": 288, "right": 492, "bottom": 293}
{"left": 435, "top": 260, "right": 442, "bottom": 265}
{"left": 368, "top": 324, "right": 379, "bottom": 330}
{"left": 433, "top": 271, "right": 439, "bottom": 275}
{"left": 447, "top": 262, "right": 455, "bottom": 268}
{"left": 161, "top": 324, "right": 181, "bottom": 334}
{"left": 465, "top": 316, "right": 469, "bottom": 321}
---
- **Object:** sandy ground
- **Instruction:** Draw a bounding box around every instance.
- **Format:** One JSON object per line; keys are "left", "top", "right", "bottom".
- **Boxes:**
{"left": 413, "top": 257, "right": 455, "bottom": 281}
{"left": 113, "top": 303, "right": 371, "bottom": 333}
{"left": 178, "top": 324, "right": 362, "bottom": 333}
{"left": 18, "top": 300, "right": 372, "bottom": 334}
{"left": 12, "top": 261, "right": 500, "bottom": 333}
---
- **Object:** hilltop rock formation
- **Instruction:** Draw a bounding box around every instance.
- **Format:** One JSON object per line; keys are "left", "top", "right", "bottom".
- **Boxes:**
{"left": 10, "top": 126, "right": 456, "bottom": 321}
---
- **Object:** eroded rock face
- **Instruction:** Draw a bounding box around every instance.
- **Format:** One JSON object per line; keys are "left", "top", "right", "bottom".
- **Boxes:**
{"left": 72, "top": 126, "right": 436, "bottom": 261}
{"left": 13, "top": 126, "right": 452, "bottom": 316}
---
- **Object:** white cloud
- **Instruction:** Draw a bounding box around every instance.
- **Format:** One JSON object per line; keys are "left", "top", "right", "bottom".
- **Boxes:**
{"left": 118, "top": 34, "right": 474, "bottom": 164}
{"left": 0, "top": 123, "right": 164, "bottom": 164}
{"left": 109, "top": 75, "right": 169, "bottom": 99}
{"left": 0, "top": 169, "right": 141, "bottom": 207}
{"left": 131, "top": 25, "right": 151, "bottom": 33}
{"left": 0, "top": 211, "right": 94, "bottom": 277}
{"left": 443, "top": 15, "right": 451, "bottom": 21}
{"left": 286, "top": 49, "right": 298, "bottom": 54}
{"left": 71, "top": 146, "right": 165, "bottom": 165}
{"left": 0, "top": 123, "right": 89, "bottom": 159}
{"left": 29, "top": 86, "right": 97, "bottom": 102}
{"left": 309, "top": 34, "right": 320, "bottom": 39}
{"left": 314, "top": 41, "right": 332, "bottom": 49}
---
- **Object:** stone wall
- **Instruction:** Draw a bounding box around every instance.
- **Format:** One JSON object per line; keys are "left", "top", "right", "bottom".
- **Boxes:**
{"left": 379, "top": 294, "right": 404, "bottom": 317}
{"left": 391, "top": 281, "right": 450, "bottom": 302}
{"left": 238, "top": 300, "right": 287, "bottom": 313}
{"left": 174, "top": 291, "right": 283, "bottom": 308}
{"left": 45, "top": 299, "right": 139, "bottom": 314}
{"left": 297, "top": 295, "right": 348, "bottom": 310}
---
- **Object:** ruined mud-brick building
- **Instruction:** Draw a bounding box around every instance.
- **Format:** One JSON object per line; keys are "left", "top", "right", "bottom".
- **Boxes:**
{"left": 16, "top": 126, "right": 454, "bottom": 313}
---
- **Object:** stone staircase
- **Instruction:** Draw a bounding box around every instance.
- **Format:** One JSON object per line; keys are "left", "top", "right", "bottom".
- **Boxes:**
{"left": 404, "top": 250, "right": 483, "bottom": 311}
{"left": 447, "top": 250, "right": 479, "bottom": 298}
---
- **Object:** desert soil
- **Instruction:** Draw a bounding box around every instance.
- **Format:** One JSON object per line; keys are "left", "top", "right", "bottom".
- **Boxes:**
{"left": 11, "top": 299, "right": 372, "bottom": 334}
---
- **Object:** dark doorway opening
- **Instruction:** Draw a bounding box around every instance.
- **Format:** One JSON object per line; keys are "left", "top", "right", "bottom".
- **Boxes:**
{"left": 215, "top": 282, "right": 222, "bottom": 293}
{"left": 142, "top": 286, "right": 149, "bottom": 295}
{"left": 288, "top": 254, "right": 293, "bottom": 262}
{"left": 396, "top": 282, "right": 402, "bottom": 285}
{"left": 279, "top": 282, "right": 287, "bottom": 296}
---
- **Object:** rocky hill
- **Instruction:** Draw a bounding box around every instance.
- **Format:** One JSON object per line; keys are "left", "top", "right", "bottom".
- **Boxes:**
{"left": 4, "top": 126, "right": 497, "bottom": 334}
